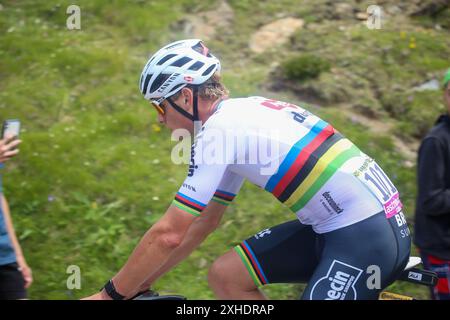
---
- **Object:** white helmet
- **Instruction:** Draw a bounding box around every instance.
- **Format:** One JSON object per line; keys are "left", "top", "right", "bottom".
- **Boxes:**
{"left": 139, "top": 39, "right": 221, "bottom": 104}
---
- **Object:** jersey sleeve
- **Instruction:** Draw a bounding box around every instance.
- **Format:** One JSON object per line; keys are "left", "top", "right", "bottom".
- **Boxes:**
{"left": 211, "top": 170, "right": 244, "bottom": 206}
{"left": 171, "top": 123, "right": 243, "bottom": 216}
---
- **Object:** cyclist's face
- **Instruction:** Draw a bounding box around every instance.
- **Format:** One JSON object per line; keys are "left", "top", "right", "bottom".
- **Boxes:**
{"left": 155, "top": 97, "right": 194, "bottom": 133}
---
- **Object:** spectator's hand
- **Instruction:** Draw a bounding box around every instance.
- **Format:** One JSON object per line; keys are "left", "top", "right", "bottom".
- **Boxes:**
{"left": 0, "top": 135, "right": 21, "bottom": 162}
{"left": 18, "top": 261, "right": 33, "bottom": 288}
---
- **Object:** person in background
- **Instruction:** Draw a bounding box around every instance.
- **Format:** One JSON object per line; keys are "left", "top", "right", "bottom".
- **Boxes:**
{"left": 0, "top": 134, "right": 32, "bottom": 299}
{"left": 414, "top": 68, "right": 450, "bottom": 300}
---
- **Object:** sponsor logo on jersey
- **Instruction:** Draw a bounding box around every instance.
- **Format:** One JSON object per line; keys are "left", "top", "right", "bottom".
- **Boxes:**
{"left": 384, "top": 193, "right": 402, "bottom": 218}
{"left": 322, "top": 191, "right": 344, "bottom": 214}
{"left": 188, "top": 144, "right": 198, "bottom": 177}
{"left": 391, "top": 211, "right": 410, "bottom": 238}
{"left": 353, "top": 156, "right": 373, "bottom": 178}
{"left": 393, "top": 211, "right": 407, "bottom": 227}
{"left": 290, "top": 110, "right": 310, "bottom": 124}
{"left": 182, "top": 183, "right": 197, "bottom": 192}
{"left": 254, "top": 228, "right": 272, "bottom": 239}
{"left": 310, "top": 260, "right": 363, "bottom": 300}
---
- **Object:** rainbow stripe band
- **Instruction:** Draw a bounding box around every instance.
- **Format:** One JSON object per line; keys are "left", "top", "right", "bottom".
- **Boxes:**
{"left": 212, "top": 189, "right": 236, "bottom": 206}
{"left": 286, "top": 140, "right": 360, "bottom": 212}
{"left": 172, "top": 192, "right": 206, "bottom": 217}
{"left": 277, "top": 133, "right": 343, "bottom": 202}
{"left": 234, "top": 241, "right": 268, "bottom": 287}
{"left": 265, "top": 119, "right": 332, "bottom": 193}
{"left": 265, "top": 120, "right": 362, "bottom": 213}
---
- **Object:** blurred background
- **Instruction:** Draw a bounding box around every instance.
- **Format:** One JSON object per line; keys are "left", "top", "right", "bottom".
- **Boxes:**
{"left": 0, "top": 0, "right": 449, "bottom": 299}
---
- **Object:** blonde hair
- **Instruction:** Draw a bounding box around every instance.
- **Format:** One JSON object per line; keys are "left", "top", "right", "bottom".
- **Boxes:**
{"left": 172, "top": 72, "right": 228, "bottom": 101}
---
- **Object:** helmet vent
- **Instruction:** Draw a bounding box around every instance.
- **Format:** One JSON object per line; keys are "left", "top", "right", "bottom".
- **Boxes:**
{"left": 192, "top": 42, "right": 209, "bottom": 56}
{"left": 156, "top": 54, "right": 177, "bottom": 66}
{"left": 142, "top": 73, "right": 153, "bottom": 94}
{"left": 150, "top": 73, "right": 171, "bottom": 93}
{"left": 188, "top": 61, "right": 205, "bottom": 71}
{"left": 171, "top": 57, "right": 193, "bottom": 67}
{"left": 201, "top": 64, "right": 216, "bottom": 76}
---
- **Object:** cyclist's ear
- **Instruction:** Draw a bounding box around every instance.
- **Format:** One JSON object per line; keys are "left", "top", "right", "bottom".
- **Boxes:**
{"left": 180, "top": 87, "right": 194, "bottom": 107}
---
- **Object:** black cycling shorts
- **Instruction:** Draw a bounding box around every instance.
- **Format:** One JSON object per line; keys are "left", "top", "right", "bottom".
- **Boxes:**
{"left": 234, "top": 211, "right": 411, "bottom": 300}
{"left": 0, "top": 262, "right": 27, "bottom": 300}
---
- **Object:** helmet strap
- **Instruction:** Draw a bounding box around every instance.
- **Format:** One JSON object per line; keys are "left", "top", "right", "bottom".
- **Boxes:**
{"left": 192, "top": 86, "right": 199, "bottom": 122}
{"left": 166, "top": 87, "right": 200, "bottom": 122}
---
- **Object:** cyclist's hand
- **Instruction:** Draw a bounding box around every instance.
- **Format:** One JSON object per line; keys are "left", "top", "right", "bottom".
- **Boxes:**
{"left": 0, "top": 135, "right": 21, "bottom": 162}
{"left": 81, "top": 291, "right": 112, "bottom": 300}
{"left": 137, "top": 283, "right": 151, "bottom": 294}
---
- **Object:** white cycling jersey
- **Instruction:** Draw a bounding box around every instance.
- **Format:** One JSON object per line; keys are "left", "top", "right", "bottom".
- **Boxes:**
{"left": 172, "top": 96, "right": 403, "bottom": 233}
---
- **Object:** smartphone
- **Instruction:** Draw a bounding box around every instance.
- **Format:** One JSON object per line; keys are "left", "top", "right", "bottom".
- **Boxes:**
{"left": 2, "top": 119, "right": 21, "bottom": 140}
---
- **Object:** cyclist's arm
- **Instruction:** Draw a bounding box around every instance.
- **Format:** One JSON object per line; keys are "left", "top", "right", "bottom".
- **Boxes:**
{"left": 135, "top": 200, "right": 228, "bottom": 293}
{"left": 137, "top": 171, "right": 244, "bottom": 293}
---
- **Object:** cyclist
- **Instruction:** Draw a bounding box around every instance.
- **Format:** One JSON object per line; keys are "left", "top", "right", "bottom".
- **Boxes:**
{"left": 84, "top": 39, "right": 411, "bottom": 300}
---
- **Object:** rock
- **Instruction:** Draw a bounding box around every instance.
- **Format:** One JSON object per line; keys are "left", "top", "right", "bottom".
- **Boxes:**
{"left": 413, "top": 79, "right": 441, "bottom": 91}
{"left": 356, "top": 12, "right": 369, "bottom": 20}
{"left": 249, "top": 18, "right": 305, "bottom": 54}
{"left": 176, "top": 1, "right": 234, "bottom": 41}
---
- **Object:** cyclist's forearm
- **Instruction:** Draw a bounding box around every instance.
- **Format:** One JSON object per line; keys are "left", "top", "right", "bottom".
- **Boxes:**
{"left": 141, "top": 217, "right": 218, "bottom": 288}
{"left": 112, "top": 225, "right": 177, "bottom": 297}
{"left": 110, "top": 207, "right": 195, "bottom": 298}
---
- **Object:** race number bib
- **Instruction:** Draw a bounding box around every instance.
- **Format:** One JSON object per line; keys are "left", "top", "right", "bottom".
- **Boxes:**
{"left": 354, "top": 156, "right": 403, "bottom": 218}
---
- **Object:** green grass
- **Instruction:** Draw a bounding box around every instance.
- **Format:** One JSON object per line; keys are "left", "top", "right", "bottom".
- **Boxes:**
{"left": 1, "top": 0, "right": 445, "bottom": 300}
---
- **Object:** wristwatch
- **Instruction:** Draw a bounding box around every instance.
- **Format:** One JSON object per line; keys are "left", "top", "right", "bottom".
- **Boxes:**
{"left": 102, "top": 279, "right": 125, "bottom": 300}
